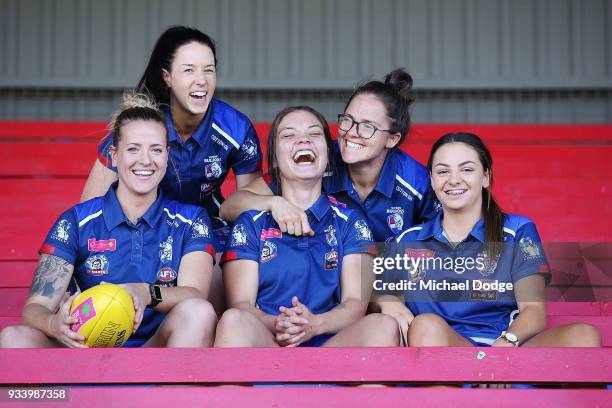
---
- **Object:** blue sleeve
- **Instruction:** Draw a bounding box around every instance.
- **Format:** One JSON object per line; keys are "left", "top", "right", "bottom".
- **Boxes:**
{"left": 229, "top": 124, "right": 263, "bottom": 175}
{"left": 220, "top": 212, "right": 261, "bottom": 264}
{"left": 97, "top": 132, "right": 117, "bottom": 171}
{"left": 342, "top": 212, "right": 375, "bottom": 256}
{"left": 182, "top": 208, "right": 216, "bottom": 258}
{"left": 417, "top": 183, "right": 440, "bottom": 223}
{"left": 39, "top": 209, "right": 80, "bottom": 265}
{"left": 511, "top": 222, "right": 551, "bottom": 285}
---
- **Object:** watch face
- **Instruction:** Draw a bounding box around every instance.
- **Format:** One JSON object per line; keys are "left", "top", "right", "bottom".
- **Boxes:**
{"left": 506, "top": 333, "right": 518, "bottom": 342}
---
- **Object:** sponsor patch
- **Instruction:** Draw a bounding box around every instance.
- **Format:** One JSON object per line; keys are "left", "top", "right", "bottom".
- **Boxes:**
{"left": 70, "top": 296, "right": 97, "bottom": 332}
{"left": 324, "top": 225, "right": 337, "bottom": 246}
{"left": 241, "top": 138, "right": 258, "bottom": 159}
{"left": 204, "top": 161, "right": 223, "bottom": 179}
{"left": 88, "top": 238, "right": 117, "bottom": 252}
{"left": 261, "top": 241, "right": 277, "bottom": 263}
{"left": 260, "top": 228, "right": 282, "bottom": 240}
{"left": 85, "top": 254, "right": 109, "bottom": 276}
{"left": 157, "top": 267, "right": 177, "bottom": 286}
{"left": 470, "top": 279, "right": 498, "bottom": 301}
{"left": 327, "top": 196, "right": 347, "bottom": 208}
{"left": 230, "top": 224, "right": 248, "bottom": 246}
{"left": 354, "top": 220, "right": 373, "bottom": 241}
{"left": 51, "top": 219, "right": 71, "bottom": 243}
{"left": 159, "top": 236, "right": 174, "bottom": 263}
{"left": 519, "top": 237, "right": 541, "bottom": 260}
{"left": 404, "top": 249, "right": 435, "bottom": 258}
{"left": 192, "top": 218, "right": 210, "bottom": 238}
{"left": 324, "top": 249, "right": 338, "bottom": 270}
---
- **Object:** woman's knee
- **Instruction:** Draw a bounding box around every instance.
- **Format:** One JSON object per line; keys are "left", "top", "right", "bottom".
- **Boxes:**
{"left": 563, "top": 323, "right": 602, "bottom": 347}
{"left": 0, "top": 325, "right": 44, "bottom": 348}
{"left": 169, "top": 298, "right": 217, "bottom": 328}
{"left": 407, "top": 313, "right": 449, "bottom": 346}
{"left": 362, "top": 314, "right": 400, "bottom": 346}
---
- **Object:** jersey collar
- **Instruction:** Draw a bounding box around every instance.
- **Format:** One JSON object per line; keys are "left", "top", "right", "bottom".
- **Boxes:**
{"left": 164, "top": 100, "right": 215, "bottom": 148}
{"left": 418, "top": 213, "right": 486, "bottom": 243}
{"left": 306, "top": 193, "right": 333, "bottom": 222}
{"left": 327, "top": 149, "right": 397, "bottom": 198}
{"left": 103, "top": 182, "right": 166, "bottom": 230}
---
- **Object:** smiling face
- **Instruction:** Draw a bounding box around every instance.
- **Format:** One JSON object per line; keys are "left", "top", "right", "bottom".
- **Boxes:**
{"left": 162, "top": 41, "right": 217, "bottom": 120}
{"left": 274, "top": 110, "right": 329, "bottom": 183}
{"left": 430, "top": 142, "right": 490, "bottom": 213}
{"left": 337, "top": 93, "right": 400, "bottom": 165}
{"left": 110, "top": 120, "right": 168, "bottom": 200}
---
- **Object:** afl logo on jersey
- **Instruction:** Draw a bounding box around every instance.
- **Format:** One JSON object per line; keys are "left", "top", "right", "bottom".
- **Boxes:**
{"left": 156, "top": 267, "right": 177, "bottom": 286}
{"left": 205, "top": 161, "right": 223, "bottom": 179}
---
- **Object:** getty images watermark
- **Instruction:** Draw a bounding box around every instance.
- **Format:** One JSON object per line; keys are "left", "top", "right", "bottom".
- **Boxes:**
{"left": 363, "top": 242, "right": 612, "bottom": 302}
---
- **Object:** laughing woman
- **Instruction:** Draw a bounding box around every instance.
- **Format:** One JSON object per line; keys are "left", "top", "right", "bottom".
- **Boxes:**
{"left": 214, "top": 107, "right": 399, "bottom": 347}
{"left": 0, "top": 93, "right": 217, "bottom": 348}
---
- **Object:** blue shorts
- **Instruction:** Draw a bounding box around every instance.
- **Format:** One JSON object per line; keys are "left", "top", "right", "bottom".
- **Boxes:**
{"left": 300, "top": 335, "right": 333, "bottom": 347}
{"left": 213, "top": 226, "right": 231, "bottom": 253}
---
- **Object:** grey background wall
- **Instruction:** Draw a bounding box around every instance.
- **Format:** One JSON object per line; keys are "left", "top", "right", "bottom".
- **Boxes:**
{"left": 1, "top": 0, "right": 611, "bottom": 123}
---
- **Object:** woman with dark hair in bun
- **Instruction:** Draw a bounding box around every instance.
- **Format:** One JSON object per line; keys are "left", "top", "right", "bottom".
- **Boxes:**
{"left": 221, "top": 68, "right": 436, "bottom": 243}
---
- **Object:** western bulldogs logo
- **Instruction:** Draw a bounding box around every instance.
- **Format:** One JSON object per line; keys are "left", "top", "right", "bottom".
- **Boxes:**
{"left": 324, "top": 249, "right": 338, "bottom": 270}
{"left": 354, "top": 220, "right": 373, "bottom": 242}
{"left": 476, "top": 250, "right": 499, "bottom": 276}
{"left": 230, "top": 224, "right": 247, "bottom": 246}
{"left": 241, "top": 138, "right": 258, "bottom": 160}
{"left": 387, "top": 213, "right": 404, "bottom": 234}
{"left": 192, "top": 218, "right": 210, "bottom": 238}
{"left": 85, "top": 254, "right": 109, "bottom": 276}
{"left": 205, "top": 161, "right": 223, "bottom": 179}
{"left": 159, "top": 236, "right": 173, "bottom": 263}
{"left": 51, "top": 219, "right": 71, "bottom": 243}
{"left": 324, "top": 225, "right": 337, "bottom": 246}
{"left": 156, "top": 267, "right": 177, "bottom": 286}
{"left": 261, "top": 241, "right": 277, "bottom": 263}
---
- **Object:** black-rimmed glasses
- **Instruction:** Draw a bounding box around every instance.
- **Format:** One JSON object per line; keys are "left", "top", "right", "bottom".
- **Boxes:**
{"left": 337, "top": 114, "right": 393, "bottom": 139}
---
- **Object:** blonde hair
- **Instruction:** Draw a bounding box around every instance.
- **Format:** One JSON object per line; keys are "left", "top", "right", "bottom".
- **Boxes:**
{"left": 110, "top": 91, "right": 166, "bottom": 146}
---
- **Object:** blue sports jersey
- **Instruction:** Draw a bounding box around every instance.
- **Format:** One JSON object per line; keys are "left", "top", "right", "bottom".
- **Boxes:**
{"left": 326, "top": 146, "right": 438, "bottom": 242}
{"left": 39, "top": 183, "right": 215, "bottom": 345}
{"left": 265, "top": 145, "right": 438, "bottom": 243}
{"left": 388, "top": 213, "right": 550, "bottom": 344}
{"left": 98, "top": 98, "right": 263, "bottom": 236}
{"left": 221, "top": 194, "right": 374, "bottom": 318}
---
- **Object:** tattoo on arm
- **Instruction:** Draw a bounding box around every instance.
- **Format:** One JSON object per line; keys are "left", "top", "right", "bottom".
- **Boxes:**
{"left": 29, "top": 254, "right": 73, "bottom": 301}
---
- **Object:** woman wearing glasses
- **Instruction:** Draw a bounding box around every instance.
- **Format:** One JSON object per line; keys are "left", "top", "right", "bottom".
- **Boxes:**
{"left": 220, "top": 68, "right": 436, "bottom": 243}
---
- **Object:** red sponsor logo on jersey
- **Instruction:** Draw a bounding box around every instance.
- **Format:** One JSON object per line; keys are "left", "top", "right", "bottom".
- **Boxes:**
{"left": 157, "top": 267, "right": 177, "bottom": 283}
{"left": 404, "top": 249, "right": 435, "bottom": 258}
{"left": 39, "top": 243, "right": 56, "bottom": 255}
{"left": 327, "top": 196, "right": 347, "bottom": 208}
{"left": 260, "top": 228, "right": 282, "bottom": 240}
{"left": 88, "top": 238, "right": 117, "bottom": 252}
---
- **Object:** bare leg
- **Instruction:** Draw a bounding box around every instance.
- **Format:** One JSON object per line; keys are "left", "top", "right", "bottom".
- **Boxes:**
{"left": 407, "top": 313, "right": 472, "bottom": 347}
{"left": 144, "top": 298, "right": 217, "bottom": 348}
{"left": 522, "top": 323, "right": 601, "bottom": 347}
{"left": 214, "top": 308, "right": 278, "bottom": 347}
{"left": 323, "top": 314, "right": 400, "bottom": 347}
{"left": 0, "top": 325, "right": 64, "bottom": 348}
{"left": 208, "top": 253, "right": 226, "bottom": 318}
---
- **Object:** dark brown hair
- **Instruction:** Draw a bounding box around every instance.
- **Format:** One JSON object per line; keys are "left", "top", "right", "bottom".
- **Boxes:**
{"left": 267, "top": 106, "right": 335, "bottom": 195}
{"left": 427, "top": 132, "right": 505, "bottom": 259}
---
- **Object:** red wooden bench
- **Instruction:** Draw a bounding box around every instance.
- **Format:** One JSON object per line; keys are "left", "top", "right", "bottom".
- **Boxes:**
{"left": 0, "top": 122, "right": 610, "bottom": 404}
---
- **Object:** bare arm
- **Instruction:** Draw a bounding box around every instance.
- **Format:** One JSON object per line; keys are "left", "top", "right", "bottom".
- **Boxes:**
{"left": 492, "top": 274, "right": 546, "bottom": 346}
{"left": 220, "top": 177, "right": 313, "bottom": 236}
{"left": 80, "top": 159, "right": 117, "bottom": 202}
{"left": 310, "top": 253, "right": 374, "bottom": 336}
{"left": 22, "top": 254, "right": 86, "bottom": 347}
{"left": 224, "top": 259, "right": 277, "bottom": 332}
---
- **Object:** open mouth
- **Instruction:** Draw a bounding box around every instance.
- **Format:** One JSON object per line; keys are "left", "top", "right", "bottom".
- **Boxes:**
{"left": 445, "top": 189, "right": 467, "bottom": 196}
{"left": 292, "top": 150, "right": 316, "bottom": 165}
{"left": 132, "top": 169, "right": 154, "bottom": 178}
{"left": 345, "top": 140, "right": 365, "bottom": 150}
{"left": 190, "top": 91, "right": 207, "bottom": 100}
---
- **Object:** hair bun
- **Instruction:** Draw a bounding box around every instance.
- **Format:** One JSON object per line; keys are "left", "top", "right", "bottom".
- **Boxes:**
{"left": 384, "top": 68, "right": 415, "bottom": 105}
{"left": 109, "top": 91, "right": 159, "bottom": 130}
